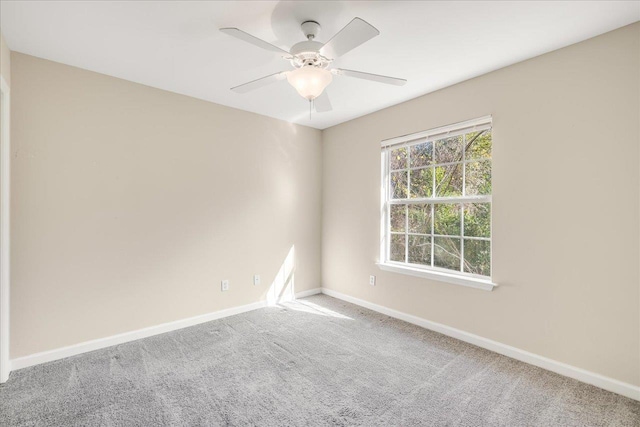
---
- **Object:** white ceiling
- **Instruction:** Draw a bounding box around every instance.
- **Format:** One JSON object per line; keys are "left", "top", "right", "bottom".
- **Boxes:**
{"left": 1, "top": 1, "right": 638, "bottom": 129}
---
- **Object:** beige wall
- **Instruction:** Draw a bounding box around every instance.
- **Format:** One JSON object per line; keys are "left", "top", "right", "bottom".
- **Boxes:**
{"left": 0, "top": 32, "right": 9, "bottom": 86}
{"left": 322, "top": 23, "right": 640, "bottom": 386}
{"left": 10, "top": 53, "right": 322, "bottom": 358}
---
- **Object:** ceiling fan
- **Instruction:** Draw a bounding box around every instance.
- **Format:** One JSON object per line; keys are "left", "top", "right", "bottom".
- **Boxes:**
{"left": 220, "top": 18, "right": 407, "bottom": 113}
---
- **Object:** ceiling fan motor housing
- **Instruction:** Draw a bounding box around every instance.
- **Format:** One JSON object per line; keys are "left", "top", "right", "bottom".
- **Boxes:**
{"left": 288, "top": 21, "right": 331, "bottom": 69}
{"left": 290, "top": 40, "right": 330, "bottom": 68}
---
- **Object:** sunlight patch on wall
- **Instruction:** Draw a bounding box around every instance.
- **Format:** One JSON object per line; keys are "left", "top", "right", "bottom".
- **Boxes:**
{"left": 266, "top": 245, "right": 295, "bottom": 306}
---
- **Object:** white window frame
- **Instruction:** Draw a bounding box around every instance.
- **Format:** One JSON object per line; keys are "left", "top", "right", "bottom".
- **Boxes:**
{"left": 378, "top": 116, "right": 496, "bottom": 291}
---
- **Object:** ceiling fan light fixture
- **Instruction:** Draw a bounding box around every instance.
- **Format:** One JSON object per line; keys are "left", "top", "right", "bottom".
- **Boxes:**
{"left": 286, "top": 66, "right": 333, "bottom": 101}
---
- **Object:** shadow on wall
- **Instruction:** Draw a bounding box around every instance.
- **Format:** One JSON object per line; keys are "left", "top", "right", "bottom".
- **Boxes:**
{"left": 266, "top": 245, "right": 296, "bottom": 306}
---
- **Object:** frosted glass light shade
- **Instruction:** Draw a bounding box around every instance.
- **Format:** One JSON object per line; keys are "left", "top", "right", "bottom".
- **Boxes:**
{"left": 286, "top": 66, "right": 333, "bottom": 100}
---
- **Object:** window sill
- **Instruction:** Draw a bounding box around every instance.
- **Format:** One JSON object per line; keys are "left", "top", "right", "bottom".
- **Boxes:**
{"left": 377, "top": 263, "right": 496, "bottom": 291}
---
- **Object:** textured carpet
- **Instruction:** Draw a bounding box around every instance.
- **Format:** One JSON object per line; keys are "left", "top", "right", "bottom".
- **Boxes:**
{"left": 1, "top": 294, "right": 638, "bottom": 426}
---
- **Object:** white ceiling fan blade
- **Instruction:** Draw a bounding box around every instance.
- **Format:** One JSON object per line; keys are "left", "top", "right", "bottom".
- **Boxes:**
{"left": 319, "top": 18, "right": 379, "bottom": 59}
{"left": 332, "top": 68, "right": 407, "bottom": 86}
{"left": 231, "top": 72, "right": 289, "bottom": 94}
{"left": 314, "top": 92, "right": 333, "bottom": 112}
{"left": 220, "top": 28, "right": 290, "bottom": 57}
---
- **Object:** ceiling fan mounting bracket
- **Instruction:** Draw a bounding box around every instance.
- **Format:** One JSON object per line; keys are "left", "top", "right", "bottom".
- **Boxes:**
{"left": 301, "top": 21, "right": 321, "bottom": 40}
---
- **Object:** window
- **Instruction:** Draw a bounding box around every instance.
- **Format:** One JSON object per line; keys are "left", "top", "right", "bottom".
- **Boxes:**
{"left": 380, "top": 116, "right": 494, "bottom": 290}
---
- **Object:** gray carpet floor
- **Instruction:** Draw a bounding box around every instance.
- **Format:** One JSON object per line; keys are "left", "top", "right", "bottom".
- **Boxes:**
{"left": 0, "top": 294, "right": 638, "bottom": 426}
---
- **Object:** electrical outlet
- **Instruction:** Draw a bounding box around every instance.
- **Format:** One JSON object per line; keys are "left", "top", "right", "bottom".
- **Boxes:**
{"left": 253, "top": 275, "right": 261, "bottom": 286}
{"left": 221, "top": 280, "right": 230, "bottom": 292}
{"left": 369, "top": 275, "right": 376, "bottom": 286}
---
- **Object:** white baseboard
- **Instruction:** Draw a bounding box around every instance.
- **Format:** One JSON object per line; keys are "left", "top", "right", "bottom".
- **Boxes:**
{"left": 9, "top": 289, "right": 323, "bottom": 372}
{"left": 10, "top": 286, "right": 637, "bottom": 401}
{"left": 294, "top": 287, "right": 322, "bottom": 298}
{"left": 10, "top": 300, "right": 267, "bottom": 371}
{"left": 321, "top": 287, "right": 640, "bottom": 401}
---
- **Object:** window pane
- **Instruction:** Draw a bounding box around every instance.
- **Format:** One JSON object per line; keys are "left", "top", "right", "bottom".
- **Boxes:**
{"left": 390, "top": 147, "right": 408, "bottom": 170}
{"left": 465, "top": 130, "right": 491, "bottom": 160}
{"left": 434, "top": 236, "right": 461, "bottom": 271}
{"left": 410, "top": 142, "right": 433, "bottom": 168}
{"left": 391, "top": 171, "right": 408, "bottom": 199}
{"left": 390, "top": 234, "right": 405, "bottom": 262}
{"left": 434, "top": 203, "right": 461, "bottom": 236}
{"left": 385, "top": 120, "right": 492, "bottom": 277}
{"left": 463, "top": 203, "right": 490, "bottom": 238}
{"left": 408, "top": 235, "right": 431, "bottom": 265}
{"left": 408, "top": 204, "right": 431, "bottom": 234}
{"left": 464, "top": 239, "right": 491, "bottom": 276}
{"left": 390, "top": 204, "right": 406, "bottom": 232}
{"left": 410, "top": 168, "right": 433, "bottom": 198}
{"left": 435, "top": 164, "right": 463, "bottom": 197}
{"left": 465, "top": 160, "right": 491, "bottom": 196}
{"left": 435, "top": 135, "right": 463, "bottom": 164}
